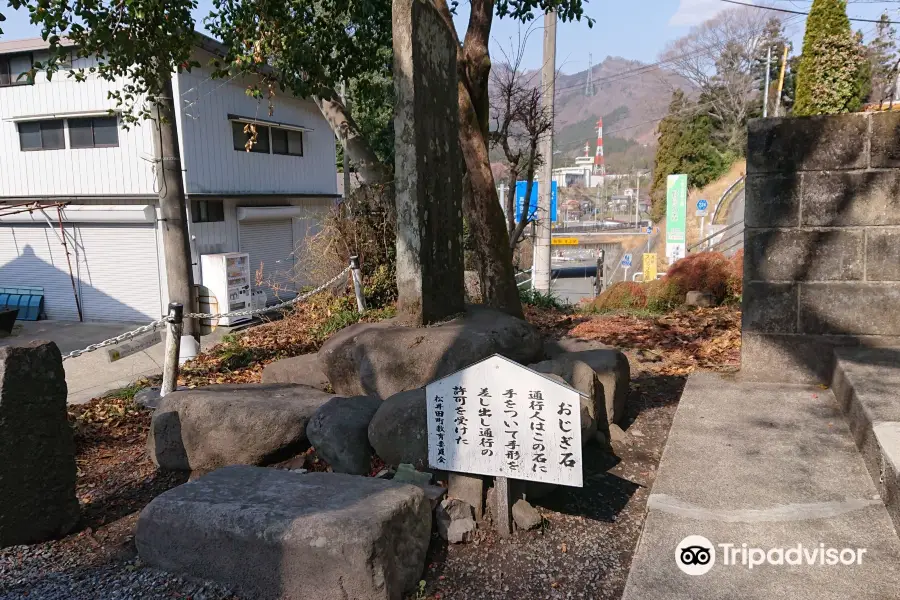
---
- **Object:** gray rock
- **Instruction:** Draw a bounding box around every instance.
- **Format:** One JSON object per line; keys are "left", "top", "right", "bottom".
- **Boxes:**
{"left": 261, "top": 353, "right": 331, "bottom": 391}
{"left": 136, "top": 466, "right": 431, "bottom": 600}
{"left": 436, "top": 498, "right": 476, "bottom": 544}
{"left": 148, "top": 384, "right": 334, "bottom": 471}
{"left": 0, "top": 341, "right": 79, "bottom": 547}
{"left": 447, "top": 517, "right": 477, "bottom": 544}
{"left": 529, "top": 358, "right": 604, "bottom": 444}
{"left": 307, "top": 395, "right": 381, "bottom": 475}
{"left": 685, "top": 290, "right": 716, "bottom": 308}
{"left": 368, "top": 388, "right": 429, "bottom": 468}
{"left": 533, "top": 348, "right": 630, "bottom": 426}
{"left": 394, "top": 463, "right": 432, "bottom": 486}
{"left": 609, "top": 423, "right": 632, "bottom": 445}
{"left": 449, "top": 472, "right": 485, "bottom": 520}
{"left": 512, "top": 499, "right": 542, "bottom": 531}
{"left": 318, "top": 305, "right": 543, "bottom": 399}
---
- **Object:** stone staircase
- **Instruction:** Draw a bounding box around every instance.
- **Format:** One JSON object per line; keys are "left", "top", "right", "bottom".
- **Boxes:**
{"left": 832, "top": 348, "right": 900, "bottom": 535}
{"left": 622, "top": 352, "right": 900, "bottom": 599}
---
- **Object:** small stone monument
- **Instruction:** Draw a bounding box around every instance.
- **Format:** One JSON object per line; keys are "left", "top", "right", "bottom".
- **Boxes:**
{"left": 393, "top": 0, "right": 465, "bottom": 324}
{"left": 0, "top": 341, "right": 79, "bottom": 547}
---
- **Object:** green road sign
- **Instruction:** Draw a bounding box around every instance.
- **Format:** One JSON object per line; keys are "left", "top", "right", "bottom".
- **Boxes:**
{"left": 665, "top": 174, "right": 687, "bottom": 261}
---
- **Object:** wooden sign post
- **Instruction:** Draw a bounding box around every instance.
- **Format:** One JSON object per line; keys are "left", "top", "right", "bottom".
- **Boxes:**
{"left": 426, "top": 354, "right": 584, "bottom": 535}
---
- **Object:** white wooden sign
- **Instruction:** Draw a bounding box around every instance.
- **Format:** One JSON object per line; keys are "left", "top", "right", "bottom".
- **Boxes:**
{"left": 426, "top": 354, "right": 584, "bottom": 487}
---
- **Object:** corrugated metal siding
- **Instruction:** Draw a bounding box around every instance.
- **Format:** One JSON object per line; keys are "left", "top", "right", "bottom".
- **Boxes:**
{"left": 0, "top": 224, "right": 81, "bottom": 320}
{"left": 176, "top": 56, "right": 338, "bottom": 196}
{"left": 0, "top": 57, "right": 157, "bottom": 198}
{"left": 73, "top": 224, "right": 162, "bottom": 321}
{"left": 0, "top": 222, "right": 161, "bottom": 322}
{"left": 239, "top": 219, "right": 296, "bottom": 301}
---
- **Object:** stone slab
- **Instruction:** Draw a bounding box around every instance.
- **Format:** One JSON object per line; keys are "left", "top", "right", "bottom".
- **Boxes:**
{"left": 0, "top": 341, "right": 79, "bottom": 547}
{"left": 622, "top": 373, "right": 900, "bottom": 600}
{"left": 261, "top": 353, "right": 331, "bottom": 391}
{"left": 865, "top": 228, "right": 900, "bottom": 281}
{"left": 741, "top": 282, "right": 797, "bottom": 334}
{"left": 870, "top": 111, "right": 900, "bottom": 168}
{"left": 136, "top": 466, "right": 431, "bottom": 600}
{"left": 393, "top": 0, "right": 465, "bottom": 325}
{"left": 799, "top": 283, "right": 900, "bottom": 336}
{"left": 801, "top": 171, "right": 900, "bottom": 227}
{"left": 744, "top": 229, "right": 864, "bottom": 282}
{"left": 743, "top": 173, "right": 801, "bottom": 228}
{"left": 746, "top": 114, "right": 868, "bottom": 174}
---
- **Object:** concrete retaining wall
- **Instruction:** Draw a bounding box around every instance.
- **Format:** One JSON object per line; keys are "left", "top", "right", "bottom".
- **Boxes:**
{"left": 742, "top": 112, "right": 900, "bottom": 383}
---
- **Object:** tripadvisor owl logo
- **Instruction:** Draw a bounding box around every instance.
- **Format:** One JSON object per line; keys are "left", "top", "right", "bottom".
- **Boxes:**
{"left": 676, "top": 535, "right": 715, "bottom": 575}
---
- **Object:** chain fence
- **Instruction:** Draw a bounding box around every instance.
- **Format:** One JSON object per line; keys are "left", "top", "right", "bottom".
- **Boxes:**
{"left": 61, "top": 266, "right": 351, "bottom": 361}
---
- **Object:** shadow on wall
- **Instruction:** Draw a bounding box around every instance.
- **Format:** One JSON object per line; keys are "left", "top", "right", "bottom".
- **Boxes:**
{"left": 0, "top": 242, "right": 159, "bottom": 323}
{"left": 741, "top": 112, "right": 900, "bottom": 383}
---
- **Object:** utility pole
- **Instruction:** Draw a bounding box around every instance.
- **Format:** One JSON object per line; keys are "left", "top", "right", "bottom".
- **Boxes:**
{"left": 634, "top": 172, "right": 640, "bottom": 229}
{"left": 533, "top": 10, "right": 556, "bottom": 293}
{"left": 775, "top": 45, "right": 788, "bottom": 117}
{"left": 763, "top": 46, "right": 772, "bottom": 118}
{"left": 153, "top": 74, "right": 198, "bottom": 361}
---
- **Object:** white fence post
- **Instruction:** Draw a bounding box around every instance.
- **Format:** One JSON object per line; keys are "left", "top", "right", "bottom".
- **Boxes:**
{"left": 350, "top": 256, "right": 367, "bottom": 314}
{"left": 161, "top": 303, "right": 183, "bottom": 397}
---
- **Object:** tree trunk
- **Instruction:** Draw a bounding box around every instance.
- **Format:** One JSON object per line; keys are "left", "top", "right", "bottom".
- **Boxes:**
{"left": 458, "top": 81, "right": 523, "bottom": 318}
{"left": 505, "top": 171, "right": 517, "bottom": 238}
{"left": 314, "top": 94, "right": 390, "bottom": 185}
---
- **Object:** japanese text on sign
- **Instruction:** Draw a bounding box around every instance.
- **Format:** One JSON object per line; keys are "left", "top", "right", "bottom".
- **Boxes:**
{"left": 426, "top": 355, "right": 583, "bottom": 487}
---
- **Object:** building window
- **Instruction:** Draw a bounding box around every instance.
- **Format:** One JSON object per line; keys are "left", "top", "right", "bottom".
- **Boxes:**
{"left": 18, "top": 120, "right": 64, "bottom": 151}
{"left": 0, "top": 53, "right": 33, "bottom": 87}
{"left": 271, "top": 128, "right": 304, "bottom": 156}
{"left": 69, "top": 116, "right": 119, "bottom": 148}
{"left": 191, "top": 200, "right": 225, "bottom": 223}
{"left": 232, "top": 121, "right": 270, "bottom": 153}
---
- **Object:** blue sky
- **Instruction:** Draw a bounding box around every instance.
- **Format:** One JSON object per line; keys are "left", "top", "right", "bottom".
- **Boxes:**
{"left": 2, "top": 0, "right": 899, "bottom": 73}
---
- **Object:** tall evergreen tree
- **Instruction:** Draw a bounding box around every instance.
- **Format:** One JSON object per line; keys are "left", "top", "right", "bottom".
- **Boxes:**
{"left": 650, "top": 91, "right": 727, "bottom": 222}
{"left": 867, "top": 13, "right": 898, "bottom": 104}
{"left": 794, "top": 0, "right": 867, "bottom": 115}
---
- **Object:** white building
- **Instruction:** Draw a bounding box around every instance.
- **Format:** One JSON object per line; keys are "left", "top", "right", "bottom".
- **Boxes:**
{"left": 0, "top": 36, "right": 338, "bottom": 323}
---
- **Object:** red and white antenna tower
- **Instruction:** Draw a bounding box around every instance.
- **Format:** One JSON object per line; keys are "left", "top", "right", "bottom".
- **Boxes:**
{"left": 593, "top": 118, "right": 605, "bottom": 176}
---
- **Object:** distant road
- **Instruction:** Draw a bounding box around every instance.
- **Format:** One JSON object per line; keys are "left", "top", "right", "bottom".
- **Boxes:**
{"left": 724, "top": 188, "right": 745, "bottom": 256}
{"left": 549, "top": 260, "right": 596, "bottom": 306}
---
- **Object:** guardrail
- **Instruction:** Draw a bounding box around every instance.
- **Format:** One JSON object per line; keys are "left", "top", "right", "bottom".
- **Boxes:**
{"left": 687, "top": 219, "right": 744, "bottom": 253}
{"left": 712, "top": 175, "right": 745, "bottom": 225}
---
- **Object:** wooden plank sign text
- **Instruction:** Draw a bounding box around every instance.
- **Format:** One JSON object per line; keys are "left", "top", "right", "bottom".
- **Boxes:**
{"left": 426, "top": 354, "right": 583, "bottom": 487}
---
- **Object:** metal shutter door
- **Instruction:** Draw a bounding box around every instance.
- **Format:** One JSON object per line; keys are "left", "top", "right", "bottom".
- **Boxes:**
{"left": 73, "top": 224, "right": 162, "bottom": 322}
{"left": 239, "top": 219, "right": 296, "bottom": 301}
{"left": 0, "top": 224, "right": 81, "bottom": 320}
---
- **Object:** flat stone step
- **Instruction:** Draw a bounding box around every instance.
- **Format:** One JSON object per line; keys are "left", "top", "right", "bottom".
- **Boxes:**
{"left": 136, "top": 466, "right": 432, "bottom": 600}
{"left": 622, "top": 372, "right": 900, "bottom": 600}
{"left": 832, "top": 347, "right": 900, "bottom": 533}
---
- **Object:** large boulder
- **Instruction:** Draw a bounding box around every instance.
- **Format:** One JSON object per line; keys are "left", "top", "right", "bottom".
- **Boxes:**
{"left": 537, "top": 368, "right": 601, "bottom": 445}
{"left": 368, "top": 388, "right": 428, "bottom": 468}
{"left": 534, "top": 348, "right": 630, "bottom": 426}
{"left": 307, "top": 395, "right": 381, "bottom": 475}
{"left": 136, "top": 466, "right": 431, "bottom": 600}
{"left": 0, "top": 341, "right": 79, "bottom": 547}
{"left": 318, "top": 306, "right": 543, "bottom": 399}
{"left": 261, "top": 353, "right": 330, "bottom": 391}
{"left": 148, "top": 384, "right": 334, "bottom": 471}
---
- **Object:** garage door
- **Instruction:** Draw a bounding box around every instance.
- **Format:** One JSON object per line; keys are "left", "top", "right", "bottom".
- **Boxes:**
{"left": 73, "top": 224, "right": 162, "bottom": 321}
{"left": 0, "top": 224, "right": 81, "bottom": 320}
{"left": 239, "top": 219, "right": 296, "bottom": 301}
{"left": 0, "top": 223, "right": 161, "bottom": 322}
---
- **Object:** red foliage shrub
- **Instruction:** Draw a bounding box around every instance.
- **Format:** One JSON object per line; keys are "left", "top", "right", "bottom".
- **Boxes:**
{"left": 664, "top": 252, "right": 734, "bottom": 303}
{"left": 727, "top": 250, "right": 744, "bottom": 298}
{"left": 592, "top": 281, "right": 647, "bottom": 312}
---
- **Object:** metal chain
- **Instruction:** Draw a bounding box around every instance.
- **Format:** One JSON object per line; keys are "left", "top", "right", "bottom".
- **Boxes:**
{"left": 62, "top": 318, "right": 169, "bottom": 361}
{"left": 60, "top": 266, "right": 351, "bottom": 361}
{"left": 184, "top": 266, "right": 351, "bottom": 320}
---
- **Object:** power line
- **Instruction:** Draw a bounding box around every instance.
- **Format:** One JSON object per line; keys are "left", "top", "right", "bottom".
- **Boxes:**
{"left": 720, "top": 0, "right": 900, "bottom": 24}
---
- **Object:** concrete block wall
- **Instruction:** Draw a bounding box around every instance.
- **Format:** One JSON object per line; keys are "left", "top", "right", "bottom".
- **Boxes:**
{"left": 742, "top": 112, "right": 900, "bottom": 383}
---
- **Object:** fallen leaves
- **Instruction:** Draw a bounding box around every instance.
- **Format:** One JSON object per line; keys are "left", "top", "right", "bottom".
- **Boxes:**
{"left": 563, "top": 306, "right": 741, "bottom": 376}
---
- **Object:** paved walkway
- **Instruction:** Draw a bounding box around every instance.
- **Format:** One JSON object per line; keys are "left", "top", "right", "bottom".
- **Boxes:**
{"left": 623, "top": 372, "right": 900, "bottom": 599}
{"left": 0, "top": 320, "right": 227, "bottom": 404}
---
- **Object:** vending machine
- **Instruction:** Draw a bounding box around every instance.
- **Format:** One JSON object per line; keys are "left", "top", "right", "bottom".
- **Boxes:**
{"left": 200, "top": 252, "right": 252, "bottom": 326}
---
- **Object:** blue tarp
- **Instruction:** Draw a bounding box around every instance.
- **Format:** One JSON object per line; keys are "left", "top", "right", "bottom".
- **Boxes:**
{"left": 515, "top": 181, "right": 557, "bottom": 222}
